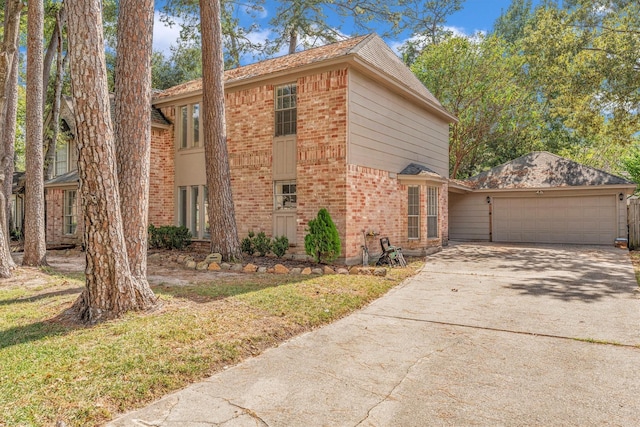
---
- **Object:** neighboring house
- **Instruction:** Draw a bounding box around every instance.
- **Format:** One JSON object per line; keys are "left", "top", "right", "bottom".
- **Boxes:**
{"left": 449, "top": 152, "right": 636, "bottom": 245}
{"left": 10, "top": 171, "right": 25, "bottom": 238}
{"left": 43, "top": 95, "right": 172, "bottom": 245}
{"left": 151, "top": 34, "right": 455, "bottom": 263}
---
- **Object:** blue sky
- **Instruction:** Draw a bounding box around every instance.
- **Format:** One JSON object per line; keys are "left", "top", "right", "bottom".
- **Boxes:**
{"left": 152, "top": 0, "right": 523, "bottom": 57}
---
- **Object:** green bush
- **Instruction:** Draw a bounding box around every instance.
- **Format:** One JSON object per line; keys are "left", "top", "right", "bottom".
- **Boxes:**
{"left": 241, "top": 231, "right": 273, "bottom": 257}
{"left": 304, "top": 208, "right": 341, "bottom": 263}
{"left": 272, "top": 235, "right": 289, "bottom": 258}
{"left": 253, "top": 232, "right": 272, "bottom": 257}
{"left": 148, "top": 224, "right": 192, "bottom": 250}
{"left": 241, "top": 231, "right": 256, "bottom": 255}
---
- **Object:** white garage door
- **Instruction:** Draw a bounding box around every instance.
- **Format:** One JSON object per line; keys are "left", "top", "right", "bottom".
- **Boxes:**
{"left": 493, "top": 195, "right": 616, "bottom": 245}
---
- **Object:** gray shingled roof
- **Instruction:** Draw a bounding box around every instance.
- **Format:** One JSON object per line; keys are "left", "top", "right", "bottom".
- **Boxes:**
{"left": 45, "top": 170, "right": 79, "bottom": 186}
{"left": 466, "top": 151, "right": 634, "bottom": 190}
{"left": 400, "top": 163, "right": 438, "bottom": 175}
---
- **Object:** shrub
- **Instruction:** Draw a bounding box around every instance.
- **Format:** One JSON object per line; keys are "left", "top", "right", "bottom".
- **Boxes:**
{"left": 253, "top": 232, "right": 272, "bottom": 257}
{"left": 304, "top": 208, "right": 341, "bottom": 263}
{"left": 148, "top": 224, "right": 192, "bottom": 250}
{"left": 272, "top": 235, "right": 289, "bottom": 258}
{"left": 241, "top": 231, "right": 256, "bottom": 255}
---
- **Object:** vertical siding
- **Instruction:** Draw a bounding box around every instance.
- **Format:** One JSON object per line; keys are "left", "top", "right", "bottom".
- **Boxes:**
{"left": 618, "top": 196, "right": 628, "bottom": 239}
{"left": 448, "top": 193, "right": 490, "bottom": 241}
{"left": 348, "top": 70, "right": 450, "bottom": 177}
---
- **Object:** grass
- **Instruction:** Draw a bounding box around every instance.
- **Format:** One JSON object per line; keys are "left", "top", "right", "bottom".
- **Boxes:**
{"left": 629, "top": 251, "right": 640, "bottom": 285}
{"left": 0, "top": 262, "right": 420, "bottom": 427}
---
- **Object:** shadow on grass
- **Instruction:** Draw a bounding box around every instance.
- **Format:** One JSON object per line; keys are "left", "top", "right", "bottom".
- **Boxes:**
{"left": 0, "top": 310, "right": 86, "bottom": 350}
{"left": 151, "top": 274, "right": 317, "bottom": 303}
{"left": 0, "top": 287, "right": 84, "bottom": 307}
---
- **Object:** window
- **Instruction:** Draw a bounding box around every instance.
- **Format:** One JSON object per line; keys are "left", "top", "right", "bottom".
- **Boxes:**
{"left": 178, "top": 103, "right": 200, "bottom": 148}
{"left": 274, "top": 181, "right": 297, "bottom": 210}
{"left": 427, "top": 186, "right": 439, "bottom": 238}
{"left": 192, "top": 104, "right": 200, "bottom": 146}
{"left": 191, "top": 186, "right": 199, "bottom": 235}
{"left": 64, "top": 190, "right": 77, "bottom": 235}
{"left": 179, "top": 106, "right": 188, "bottom": 148}
{"left": 55, "top": 144, "right": 68, "bottom": 176}
{"left": 203, "top": 186, "right": 210, "bottom": 238}
{"left": 177, "top": 185, "right": 210, "bottom": 239}
{"left": 178, "top": 187, "right": 187, "bottom": 227}
{"left": 275, "top": 84, "right": 297, "bottom": 136}
{"left": 408, "top": 186, "right": 420, "bottom": 239}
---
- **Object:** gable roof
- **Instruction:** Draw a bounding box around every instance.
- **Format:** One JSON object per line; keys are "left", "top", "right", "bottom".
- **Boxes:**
{"left": 465, "top": 151, "right": 634, "bottom": 190}
{"left": 153, "top": 34, "right": 455, "bottom": 122}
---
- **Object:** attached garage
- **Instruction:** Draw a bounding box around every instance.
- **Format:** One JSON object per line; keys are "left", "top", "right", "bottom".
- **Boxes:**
{"left": 492, "top": 195, "right": 616, "bottom": 245}
{"left": 449, "top": 152, "right": 636, "bottom": 246}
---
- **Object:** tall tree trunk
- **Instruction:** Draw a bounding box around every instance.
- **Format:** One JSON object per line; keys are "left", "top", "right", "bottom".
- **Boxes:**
{"left": 23, "top": 0, "right": 48, "bottom": 267}
{"left": 44, "top": 14, "right": 68, "bottom": 181}
{"left": 46, "top": 53, "right": 69, "bottom": 181}
{"left": 3, "top": 41, "right": 19, "bottom": 244}
{"left": 67, "top": 0, "right": 157, "bottom": 323}
{"left": 288, "top": 28, "right": 298, "bottom": 54}
{"left": 114, "top": 0, "right": 156, "bottom": 291}
{"left": 199, "top": 0, "right": 242, "bottom": 262}
{"left": 42, "top": 4, "right": 67, "bottom": 109}
{"left": 0, "top": 0, "right": 22, "bottom": 277}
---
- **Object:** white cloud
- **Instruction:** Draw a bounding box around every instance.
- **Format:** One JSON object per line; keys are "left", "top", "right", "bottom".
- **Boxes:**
{"left": 389, "top": 26, "right": 486, "bottom": 54}
{"left": 152, "top": 11, "right": 183, "bottom": 55}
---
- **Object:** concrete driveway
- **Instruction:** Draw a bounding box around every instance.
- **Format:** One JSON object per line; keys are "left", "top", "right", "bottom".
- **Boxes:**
{"left": 109, "top": 243, "right": 640, "bottom": 426}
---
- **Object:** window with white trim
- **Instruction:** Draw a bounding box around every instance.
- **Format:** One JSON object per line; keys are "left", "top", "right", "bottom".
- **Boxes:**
{"left": 55, "top": 143, "right": 68, "bottom": 176}
{"left": 427, "top": 186, "right": 439, "bottom": 238}
{"left": 408, "top": 186, "right": 420, "bottom": 239}
{"left": 178, "top": 186, "right": 187, "bottom": 227}
{"left": 177, "top": 103, "right": 200, "bottom": 148}
{"left": 191, "top": 186, "right": 200, "bottom": 236}
{"left": 275, "top": 84, "right": 297, "bottom": 136}
{"left": 274, "top": 181, "right": 297, "bottom": 210}
{"left": 64, "top": 190, "right": 77, "bottom": 235}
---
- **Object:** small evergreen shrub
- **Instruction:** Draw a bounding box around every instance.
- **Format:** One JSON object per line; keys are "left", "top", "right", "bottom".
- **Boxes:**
{"left": 241, "top": 231, "right": 256, "bottom": 255}
{"left": 272, "top": 235, "right": 289, "bottom": 258}
{"left": 304, "top": 208, "right": 341, "bottom": 263}
{"left": 148, "top": 224, "right": 192, "bottom": 250}
{"left": 253, "top": 232, "right": 272, "bottom": 257}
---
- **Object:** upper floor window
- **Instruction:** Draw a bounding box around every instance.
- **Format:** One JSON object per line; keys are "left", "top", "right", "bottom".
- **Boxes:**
{"left": 55, "top": 143, "right": 68, "bottom": 176}
{"left": 178, "top": 103, "right": 200, "bottom": 148}
{"left": 275, "top": 84, "right": 297, "bottom": 136}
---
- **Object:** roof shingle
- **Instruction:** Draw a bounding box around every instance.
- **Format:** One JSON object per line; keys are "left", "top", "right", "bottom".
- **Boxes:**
{"left": 465, "top": 151, "right": 634, "bottom": 189}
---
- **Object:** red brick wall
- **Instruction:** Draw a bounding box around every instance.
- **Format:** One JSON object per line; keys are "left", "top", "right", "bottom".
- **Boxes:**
{"left": 149, "top": 126, "right": 175, "bottom": 226}
{"left": 45, "top": 187, "right": 83, "bottom": 245}
{"left": 157, "top": 67, "right": 448, "bottom": 263}
{"left": 344, "top": 165, "right": 448, "bottom": 263}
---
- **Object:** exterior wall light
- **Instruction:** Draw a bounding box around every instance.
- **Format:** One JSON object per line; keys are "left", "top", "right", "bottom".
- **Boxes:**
{"left": 486, "top": 196, "right": 491, "bottom": 204}
{"left": 619, "top": 193, "right": 624, "bottom": 201}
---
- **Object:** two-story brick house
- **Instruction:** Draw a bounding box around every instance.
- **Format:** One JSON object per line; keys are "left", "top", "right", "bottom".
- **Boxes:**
{"left": 45, "top": 34, "right": 455, "bottom": 264}
{"left": 152, "top": 34, "right": 455, "bottom": 263}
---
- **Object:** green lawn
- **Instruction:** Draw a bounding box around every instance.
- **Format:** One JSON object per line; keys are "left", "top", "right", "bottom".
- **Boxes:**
{"left": 0, "top": 262, "right": 420, "bottom": 426}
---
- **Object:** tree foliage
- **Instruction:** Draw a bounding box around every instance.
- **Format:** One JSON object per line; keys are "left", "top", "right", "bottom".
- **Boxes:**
{"left": 412, "top": 34, "right": 541, "bottom": 178}
{"left": 305, "top": 208, "right": 341, "bottom": 264}
{"left": 519, "top": 0, "right": 640, "bottom": 174}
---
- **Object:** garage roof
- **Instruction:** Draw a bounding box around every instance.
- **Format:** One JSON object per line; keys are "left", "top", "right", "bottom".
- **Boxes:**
{"left": 465, "top": 151, "right": 634, "bottom": 190}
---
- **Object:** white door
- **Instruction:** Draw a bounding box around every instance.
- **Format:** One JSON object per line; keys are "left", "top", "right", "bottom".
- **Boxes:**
{"left": 493, "top": 195, "right": 616, "bottom": 245}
